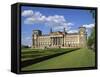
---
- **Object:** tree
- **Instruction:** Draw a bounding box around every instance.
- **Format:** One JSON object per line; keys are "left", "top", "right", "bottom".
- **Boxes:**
{"left": 90, "top": 10, "right": 95, "bottom": 19}
{"left": 87, "top": 27, "right": 95, "bottom": 50}
{"left": 87, "top": 10, "right": 95, "bottom": 50}
{"left": 21, "top": 45, "right": 29, "bottom": 48}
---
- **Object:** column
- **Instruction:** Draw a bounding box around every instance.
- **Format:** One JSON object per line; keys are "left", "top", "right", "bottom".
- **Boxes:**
{"left": 52, "top": 37, "right": 54, "bottom": 46}
{"left": 57, "top": 37, "right": 58, "bottom": 46}
{"left": 54, "top": 37, "right": 55, "bottom": 45}
{"left": 56, "top": 37, "right": 57, "bottom": 45}
{"left": 51, "top": 37, "right": 52, "bottom": 46}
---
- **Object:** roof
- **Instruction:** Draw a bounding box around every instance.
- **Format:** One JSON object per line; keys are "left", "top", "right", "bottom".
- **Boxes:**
{"left": 51, "top": 31, "right": 66, "bottom": 35}
{"left": 42, "top": 34, "right": 50, "bottom": 36}
{"left": 33, "top": 30, "right": 42, "bottom": 32}
{"left": 67, "top": 33, "right": 78, "bottom": 35}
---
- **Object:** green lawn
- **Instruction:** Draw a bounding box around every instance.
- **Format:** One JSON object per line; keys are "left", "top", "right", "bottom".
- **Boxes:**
{"left": 21, "top": 48, "right": 95, "bottom": 71}
{"left": 21, "top": 48, "right": 76, "bottom": 61}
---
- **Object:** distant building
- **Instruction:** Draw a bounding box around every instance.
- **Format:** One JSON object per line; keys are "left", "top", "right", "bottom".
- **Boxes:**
{"left": 32, "top": 27, "right": 87, "bottom": 48}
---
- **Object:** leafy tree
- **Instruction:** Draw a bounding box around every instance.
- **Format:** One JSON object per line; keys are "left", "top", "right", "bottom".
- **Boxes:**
{"left": 87, "top": 27, "right": 95, "bottom": 50}
{"left": 90, "top": 10, "right": 95, "bottom": 19}
{"left": 21, "top": 45, "right": 29, "bottom": 48}
{"left": 87, "top": 10, "right": 95, "bottom": 50}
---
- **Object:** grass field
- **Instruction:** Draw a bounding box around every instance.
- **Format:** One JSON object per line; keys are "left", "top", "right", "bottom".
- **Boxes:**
{"left": 21, "top": 48, "right": 76, "bottom": 61}
{"left": 21, "top": 48, "right": 95, "bottom": 71}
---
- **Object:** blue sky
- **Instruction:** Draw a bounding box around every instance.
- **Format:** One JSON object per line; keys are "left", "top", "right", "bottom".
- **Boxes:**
{"left": 21, "top": 6, "right": 95, "bottom": 46}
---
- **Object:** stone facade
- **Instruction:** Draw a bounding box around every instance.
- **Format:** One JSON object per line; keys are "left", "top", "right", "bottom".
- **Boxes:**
{"left": 32, "top": 27, "right": 87, "bottom": 49}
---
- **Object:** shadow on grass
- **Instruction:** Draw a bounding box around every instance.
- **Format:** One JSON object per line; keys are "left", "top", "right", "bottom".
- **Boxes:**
{"left": 21, "top": 48, "right": 79, "bottom": 68}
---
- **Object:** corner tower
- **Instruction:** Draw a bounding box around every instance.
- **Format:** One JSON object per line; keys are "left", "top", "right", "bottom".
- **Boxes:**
{"left": 32, "top": 30, "right": 42, "bottom": 48}
{"left": 79, "top": 27, "right": 87, "bottom": 48}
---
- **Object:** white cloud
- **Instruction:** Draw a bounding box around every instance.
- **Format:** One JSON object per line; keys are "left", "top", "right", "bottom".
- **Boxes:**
{"left": 67, "top": 23, "right": 74, "bottom": 25}
{"left": 24, "top": 11, "right": 46, "bottom": 24}
{"left": 68, "top": 29, "right": 78, "bottom": 33}
{"left": 53, "top": 22, "right": 73, "bottom": 31}
{"left": 82, "top": 24, "right": 95, "bottom": 29}
{"left": 46, "top": 15, "right": 66, "bottom": 23}
{"left": 22, "top": 10, "right": 33, "bottom": 16}
{"left": 22, "top": 10, "right": 74, "bottom": 31}
{"left": 82, "top": 23, "right": 95, "bottom": 37}
{"left": 67, "top": 23, "right": 94, "bottom": 34}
